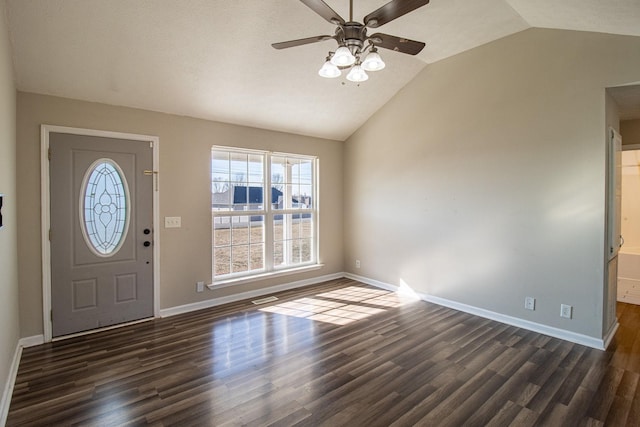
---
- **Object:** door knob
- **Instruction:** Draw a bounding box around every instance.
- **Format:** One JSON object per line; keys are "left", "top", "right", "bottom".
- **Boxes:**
{"left": 143, "top": 241, "right": 151, "bottom": 247}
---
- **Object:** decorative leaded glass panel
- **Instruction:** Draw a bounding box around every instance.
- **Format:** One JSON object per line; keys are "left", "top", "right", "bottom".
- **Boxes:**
{"left": 81, "top": 159, "right": 130, "bottom": 256}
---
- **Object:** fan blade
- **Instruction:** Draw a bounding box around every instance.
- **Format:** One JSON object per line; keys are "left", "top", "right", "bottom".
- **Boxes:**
{"left": 300, "top": 0, "right": 345, "bottom": 25}
{"left": 369, "top": 33, "right": 425, "bottom": 55}
{"left": 272, "top": 35, "right": 334, "bottom": 50}
{"left": 364, "top": 0, "right": 429, "bottom": 28}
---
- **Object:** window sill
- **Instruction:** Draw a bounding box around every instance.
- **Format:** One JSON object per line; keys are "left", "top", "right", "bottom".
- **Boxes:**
{"left": 208, "top": 264, "right": 324, "bottom": 290}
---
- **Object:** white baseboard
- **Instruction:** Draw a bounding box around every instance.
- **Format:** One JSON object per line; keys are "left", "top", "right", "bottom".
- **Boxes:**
{"left": 603, "top": 321, "right": 619, "bottom": 350}
{"left": 160, "top": 272, "right": 345, "bottom": 318}
{"left": 345, "top": 272, "right": 607, "bottom": 350}
{"left": 19, "top": 335, "right": 45, "bottom": 348}
{"left": 0, "top": 342, "right": 22, "bottom": 426}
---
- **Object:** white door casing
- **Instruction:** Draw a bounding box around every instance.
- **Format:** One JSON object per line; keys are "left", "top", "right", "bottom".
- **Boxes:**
{"left": 604, "top": 127, "right": 622, "bottom": 337}
{"left": 608, "top": 128, "right": 623, "bottom": 261}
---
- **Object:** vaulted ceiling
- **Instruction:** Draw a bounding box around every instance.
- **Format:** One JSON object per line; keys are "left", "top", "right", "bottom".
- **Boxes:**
{"left": 6, "top": 0, "right": 640, "bottom": 141}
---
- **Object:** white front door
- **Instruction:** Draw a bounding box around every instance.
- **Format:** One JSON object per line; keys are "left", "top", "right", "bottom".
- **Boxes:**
{"left": 49, "top": 132, "right": 155, "bottom": 337}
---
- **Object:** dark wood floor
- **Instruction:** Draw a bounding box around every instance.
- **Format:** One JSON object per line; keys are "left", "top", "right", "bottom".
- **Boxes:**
{"left": 7, "top": 278, "right": 640, "bottom": 426}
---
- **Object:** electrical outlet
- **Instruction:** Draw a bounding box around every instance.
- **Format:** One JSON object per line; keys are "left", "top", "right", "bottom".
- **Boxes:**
{"left": 560, "top": 304, "right": 572, "bottom": 319}
{"left": 524, "top": 297, "right": 535, "bottom": 311}
{"left": 165, "top": 216, "right": 181, "bottom": 228}
{"left": 355, "top": 260, "right": 361, "bottom": 268}
{"left": 196, "top": 281, "right": 204, "bottom": 293}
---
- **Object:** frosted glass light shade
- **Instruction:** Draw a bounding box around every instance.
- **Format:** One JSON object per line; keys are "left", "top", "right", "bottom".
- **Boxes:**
{"left": 331, "top": 46, "right": 356, "bottom": 67}
{"left": 362, "top": 51, "right": 385, "bottom": 71}
{"left": 346, "top": 65, "right": 368, "bottom": 82}
{"left": 318, "top": 60, "right": 341, "bottom": 78}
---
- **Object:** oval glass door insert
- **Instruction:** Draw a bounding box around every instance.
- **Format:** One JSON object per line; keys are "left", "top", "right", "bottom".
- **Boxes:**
{"left": 80, "top": 158, "right": 130, "bottom": 256}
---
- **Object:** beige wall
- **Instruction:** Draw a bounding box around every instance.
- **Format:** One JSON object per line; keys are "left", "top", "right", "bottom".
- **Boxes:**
{"left": 0, "top": 0, "right": 18, "bottom": 418}
{"left": 17, "top": 93, "right": 343, "bottom": 338}
{"left": 344, "top": 28, "right": 640, "bottom": 339}
{"left": 621, "top": 119, "right": 640, "bottom": 145}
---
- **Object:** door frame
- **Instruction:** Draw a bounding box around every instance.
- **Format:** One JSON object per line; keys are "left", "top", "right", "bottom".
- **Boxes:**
{"left": 41, "top": 125, "right": 160, "bottom": 342}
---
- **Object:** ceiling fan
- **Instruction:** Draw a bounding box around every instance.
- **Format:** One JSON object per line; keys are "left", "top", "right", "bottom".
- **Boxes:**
{"left": 272, "top": 0, "right": 430, "bottom": 82}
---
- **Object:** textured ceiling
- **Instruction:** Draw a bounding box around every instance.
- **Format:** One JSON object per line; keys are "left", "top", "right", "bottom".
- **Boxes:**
{"left": 5, "top": 0, "right": 640, "bottom": 141}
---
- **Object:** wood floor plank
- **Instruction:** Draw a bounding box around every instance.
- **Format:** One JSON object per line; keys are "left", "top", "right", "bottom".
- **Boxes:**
{"left": 429, "top": 369, "right": 507, "bottom": 426}
{"left": 463, "top": 360, "right": 538, "bottom": 426}
{"left": 484, "top": 400, "right": 523, "bottom": 426}
{"left": 7, "top": 278, "right": 640, "bottom": 426}
{"left": 586, "top": 365, "right": 626, "bottom": 422}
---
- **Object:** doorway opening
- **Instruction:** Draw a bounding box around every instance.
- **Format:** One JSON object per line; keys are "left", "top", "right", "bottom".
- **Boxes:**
{"left": 619, "top": 145, "right": 640, "bottom": 305}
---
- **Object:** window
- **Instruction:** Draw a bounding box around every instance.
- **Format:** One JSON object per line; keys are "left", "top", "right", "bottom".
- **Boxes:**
{"left": 212, "top": 147, "right": 317, "bottom": 282}
{"left": 80, "top": 158, "right": 130, "bottom": 257}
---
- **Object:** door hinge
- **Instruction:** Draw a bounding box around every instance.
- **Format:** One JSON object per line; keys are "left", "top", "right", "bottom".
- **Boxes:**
{"left": 49, "top": 229, "right": 52, "bottom": 241}
{"left": 149, "top": 141, "right": 153, "bottom": 148}
{"left": 50, "top": 309, "right": 53, "bottom": 321}
{"left": 48, "top": 148, "right": 51, "bottom": 161}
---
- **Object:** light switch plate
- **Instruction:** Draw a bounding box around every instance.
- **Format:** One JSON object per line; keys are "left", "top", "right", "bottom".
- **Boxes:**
{"left": 165, "top": 216, "right": 181, "bottom": 228}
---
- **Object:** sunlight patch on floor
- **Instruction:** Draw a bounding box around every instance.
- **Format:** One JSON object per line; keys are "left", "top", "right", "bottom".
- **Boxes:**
{"left": 259, "top": 286, "right": 416, "bottom": 325}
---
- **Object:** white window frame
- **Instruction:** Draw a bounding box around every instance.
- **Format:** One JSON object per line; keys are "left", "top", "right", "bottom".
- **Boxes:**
{"left": 211, "top": 146, "right": 319, "bottom": 285}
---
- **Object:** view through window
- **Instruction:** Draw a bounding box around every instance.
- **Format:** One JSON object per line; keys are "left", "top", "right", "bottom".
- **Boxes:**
{"left": 212, "top": 147, "right": 317, "bottom": 281}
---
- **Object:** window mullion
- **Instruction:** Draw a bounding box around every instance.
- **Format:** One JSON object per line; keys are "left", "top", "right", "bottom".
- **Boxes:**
{"left": 312, "top": 158, "right": 318, "bottom": 264}
{"left": 284, "top": 160, "right": 293, "bottom": 265}
{"left": 264, "top": 153, "right": 273, "bottom": 271}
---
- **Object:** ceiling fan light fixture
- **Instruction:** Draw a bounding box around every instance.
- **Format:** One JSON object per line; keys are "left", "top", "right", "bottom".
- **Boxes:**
{"left": 362, "top": 49, "right": 385, "bottom": 71}
{"left": 272, "top": 0, "right": 430, "bottom": 83}
{"left": 331, "top": 45, "right": 356, "bottom": 67}
{"left": 318, "top": 59, "right": 341, "bottom": 78}
{"left": 346, "top": 64, "right": 368, "bottom": 82}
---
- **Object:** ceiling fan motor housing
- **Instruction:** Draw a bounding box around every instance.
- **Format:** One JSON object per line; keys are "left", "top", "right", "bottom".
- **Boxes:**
{"left": 338, "top": 22, "right": 367, "bottom": 55}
